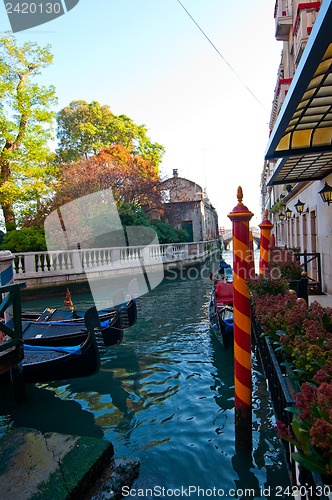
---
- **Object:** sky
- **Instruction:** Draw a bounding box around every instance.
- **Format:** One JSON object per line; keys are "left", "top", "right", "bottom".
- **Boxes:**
{"left": 0, "top": 0, "right": 282, "bottom": 229}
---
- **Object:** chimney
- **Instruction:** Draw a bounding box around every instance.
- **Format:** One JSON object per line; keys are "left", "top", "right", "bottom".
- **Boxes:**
{"left": 173, "top": 169, "right": 178, "bottom": 177}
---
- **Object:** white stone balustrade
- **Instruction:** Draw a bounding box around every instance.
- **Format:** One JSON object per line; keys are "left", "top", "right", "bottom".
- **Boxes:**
{"left": 12, "top": 240, "right": 218, "bottom": 281}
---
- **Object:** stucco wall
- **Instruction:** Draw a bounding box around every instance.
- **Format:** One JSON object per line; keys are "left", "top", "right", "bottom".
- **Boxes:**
{"left": 273, "top": 173, "right": 332, "bottom": 295}
{"left": 161, "top": 176, "right": 219, "bottom": 242}
{"left": 163, "top": 201, "right": 203, "bottom": 241}
{"left": 161, "top": 177, "right": 203, "bottom": 203}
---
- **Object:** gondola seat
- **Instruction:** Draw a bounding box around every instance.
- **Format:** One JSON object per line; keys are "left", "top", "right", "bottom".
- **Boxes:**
{"left": 215, "top": 282, "right": 233, "bottom": 308}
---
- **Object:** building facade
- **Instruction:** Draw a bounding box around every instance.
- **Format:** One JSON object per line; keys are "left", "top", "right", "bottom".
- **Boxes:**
{"left": 262, "top": 0, "right": 332, "bottom": 295}
{"left": 161, "top": 170, "right": 219, "bottom": 242}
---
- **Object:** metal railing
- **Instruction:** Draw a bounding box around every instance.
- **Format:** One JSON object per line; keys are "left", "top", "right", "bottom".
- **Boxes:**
{"left": 296, "top": 252, "right": 322, "bottom": 294}
{"left": 252, "top": 315, "right": 295, "bottom": 477}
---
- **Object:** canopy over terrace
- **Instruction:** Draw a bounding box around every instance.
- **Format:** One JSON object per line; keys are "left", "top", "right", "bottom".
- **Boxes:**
{"left": 265, "top": 0, "right": 332, "bottom": 185}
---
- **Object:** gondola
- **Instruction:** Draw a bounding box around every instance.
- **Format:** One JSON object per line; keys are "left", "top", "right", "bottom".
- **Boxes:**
{"left": 0, "top": 307, "right": 102, "bottom": 385}
{"left": 21, "top": 299, "right": 137, "bottom": 347}
{"left": 209, "top": 261, "right": 234, "bottom": 349}
{"left": 22, "top": 278, "right": 139, "bottom": 325}
{"left": 21, "top": 299, "right": 136, "bottom": 325}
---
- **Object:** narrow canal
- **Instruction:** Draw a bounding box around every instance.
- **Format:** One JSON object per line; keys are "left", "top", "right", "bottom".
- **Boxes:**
{"left": 0, "top": 251, "right": 291, "bottom": 498}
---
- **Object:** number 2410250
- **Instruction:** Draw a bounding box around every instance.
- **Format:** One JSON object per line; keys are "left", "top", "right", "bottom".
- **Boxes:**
{"left": 6, "top": 2, "right": 62, "bottom": 14}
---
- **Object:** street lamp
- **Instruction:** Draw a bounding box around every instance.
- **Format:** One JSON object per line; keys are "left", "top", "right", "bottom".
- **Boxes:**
{"left": 285, "top": 207, "right": 292, "bottom": 219}
{"left": 294, "top": 199, "right": 305, "bottom": 214}
{"left": 319, "top": 182, "right": 332, "bottom": 205}
{"left": 279, "top": 212, "right": 285, "bottom": 221}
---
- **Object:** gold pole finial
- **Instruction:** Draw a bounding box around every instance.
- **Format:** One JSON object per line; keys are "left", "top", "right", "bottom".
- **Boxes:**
{"left": 237, "top": 186, "right": 243, "bottom": 205}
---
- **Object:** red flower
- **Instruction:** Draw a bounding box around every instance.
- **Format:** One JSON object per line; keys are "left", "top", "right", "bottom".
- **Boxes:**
{"left": 313, "top": 363, "right": 332, "bottom": 385}
{"left": 310, "top": 419, "right": 332, "bottom": 458}
{"left": 276, "top": 420, "right": 294, "bottom": 440}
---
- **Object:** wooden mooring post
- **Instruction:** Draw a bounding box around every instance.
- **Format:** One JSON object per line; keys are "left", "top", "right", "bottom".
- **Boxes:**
{"left": 228, "top": 187, "right": 253, "bottom": 450}
{"left": 258, "top": 209, "right": 273, "bottom": 275}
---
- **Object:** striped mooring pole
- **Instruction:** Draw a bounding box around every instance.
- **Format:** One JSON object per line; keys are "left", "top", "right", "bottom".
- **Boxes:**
{"left": 227, "top": 187, "right": 254, "bottom": 449}
{"left": 259, "top": 209, "right": 274, "bottom": 275}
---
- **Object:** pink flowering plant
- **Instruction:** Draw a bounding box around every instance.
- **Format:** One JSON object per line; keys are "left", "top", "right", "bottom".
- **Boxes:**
{"left": 270, "top": 255, "right": 303, "bottom": 280}
{"left": 269, "top": 248, "right": 303, "bottom": 280}
{"left": 249, "top": 274, "right": 332, "bottom": 383}
{"left": 276, "top": 364, "right": 332, "bottom": 480}
{"left": 249, "top": 267, "right": 332, "bottom": 480}
{"left": 277, "top": 301, "right": 332, "bottom": 383}
{"left": 247, "top": 274, "right": 289, "bottom": 302}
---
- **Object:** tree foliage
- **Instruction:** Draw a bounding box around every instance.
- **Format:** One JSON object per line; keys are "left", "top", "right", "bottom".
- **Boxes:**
{"left": 54, "top": 145, "right": 163, "bottom": 211}
{"left": 0, "top": 34, "right": 57, "bottom": 231}
{"left": 0, "top": 227, "right": 46, "bottom": 252}
{"left": 117, "top": 203, "right": 189, "bottom": 243}
{"left": 150, "top": 219, "right": 189, "bottom": 244}
{"left": 117, "top": 202, "right": 150, "bottom": 227}
{"left": 56, "top": 100, "right": 164, "bottom": 169}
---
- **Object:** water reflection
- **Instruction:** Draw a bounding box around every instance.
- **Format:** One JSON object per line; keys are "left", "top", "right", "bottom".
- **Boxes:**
{"left": 0, "top": 383, "right": 103, "bottom": 438}
{"left": 0, "top": 251, "right": 290, "bottom": 498}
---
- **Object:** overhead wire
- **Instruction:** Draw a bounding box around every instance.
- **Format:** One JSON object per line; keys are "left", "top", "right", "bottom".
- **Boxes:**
{"left": 176, "top": 0, "right": 268, "bottom": 113}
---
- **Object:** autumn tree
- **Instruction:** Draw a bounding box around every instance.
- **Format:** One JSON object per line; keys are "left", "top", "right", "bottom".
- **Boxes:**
{"left": 48, "top": 146, "right": 192, "bottom": 247}
{"left": 0, "top": 34, "right": 57, "bottom": 231}
{"left": 54, "top": 145, "right": 163, "bottom": 212}
{"left": 56, "top": 100, "right": 164, "bottom": 169}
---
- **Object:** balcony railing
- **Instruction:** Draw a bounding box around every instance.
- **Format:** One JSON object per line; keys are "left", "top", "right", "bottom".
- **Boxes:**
{"left": 292, "top": 2, "right": 321, "bottom": 65}
{"left": 275, "top": 0, "right": 293, "bottom": 41}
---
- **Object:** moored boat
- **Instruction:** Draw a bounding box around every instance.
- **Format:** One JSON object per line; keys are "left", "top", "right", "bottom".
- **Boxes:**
{"left": 21, "top": 299, "right": 137, "bottom": 347}
{"left": 21, "top": 299, "right": 136, "bottom": 324}
{"left": 209, "top": 263, "right": 234, "bottom": 348}
{"left": 0, "top": 307, "right": 102, "bottom": 385}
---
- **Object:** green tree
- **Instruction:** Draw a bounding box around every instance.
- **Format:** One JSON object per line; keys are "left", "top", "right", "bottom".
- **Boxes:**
{"left": 0, "top": 34, "right": 57, "bottom": 231}
{"left": 56, "top": 100, "right": 164, "bottom": 169}
{"left": 0, "top": 227, "right": 46, "bottom": 252}
{"left": 117, "top": 202, "right": 150, "bottom": 227}
{"left": 150, "top": 219, "right": 189, "bottom": 244}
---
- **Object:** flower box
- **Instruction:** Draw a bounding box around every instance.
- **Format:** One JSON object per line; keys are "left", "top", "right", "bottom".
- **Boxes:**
{"left": 251, "top": 313, "right": 331, "bottom": 498}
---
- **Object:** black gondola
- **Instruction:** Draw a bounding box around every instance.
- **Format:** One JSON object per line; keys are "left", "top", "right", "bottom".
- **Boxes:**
{"left": 21, "top": 299, "right": 137, "bottom": 347}
{"left": 22, "top": 278, "right": 140, "bottom": 329}
{"left": 21, "top": 299, "right": 136, "bottom": 324}
{"left": 209, "top": 264, "right": 234, "bottom": 349}
{"left": 0, "top": 307, "right": 102, "bottom": 385}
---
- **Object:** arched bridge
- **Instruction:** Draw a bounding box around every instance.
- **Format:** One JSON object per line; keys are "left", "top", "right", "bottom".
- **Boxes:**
{"left": 221, "top": 229, "right": 260, "bottom": 249}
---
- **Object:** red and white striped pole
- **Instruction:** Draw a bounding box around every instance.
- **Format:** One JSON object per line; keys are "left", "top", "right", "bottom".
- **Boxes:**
{"left": 228, "top": 187, "right": 253, "bottom": 448}
{"left": 259, "top": 209, "right": 273, "bottom": 275}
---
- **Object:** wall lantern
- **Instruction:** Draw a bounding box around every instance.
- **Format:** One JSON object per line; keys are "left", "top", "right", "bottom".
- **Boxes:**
{"left": 319, "top": 182, "right": 332, "bottom": 205}
{"left": 294, "top": 199, "right": 305, "bottom": 214}
{"left": 285, "top": 207, "right": 292, "bottom": 219}
{"left": 279, "top": 212, "right": 285, "bottom": 221}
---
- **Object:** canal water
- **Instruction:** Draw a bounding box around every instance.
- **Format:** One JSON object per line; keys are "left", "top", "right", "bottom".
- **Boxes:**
{"left": 0, "top": 250, "right": 291, "bottom": 499}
